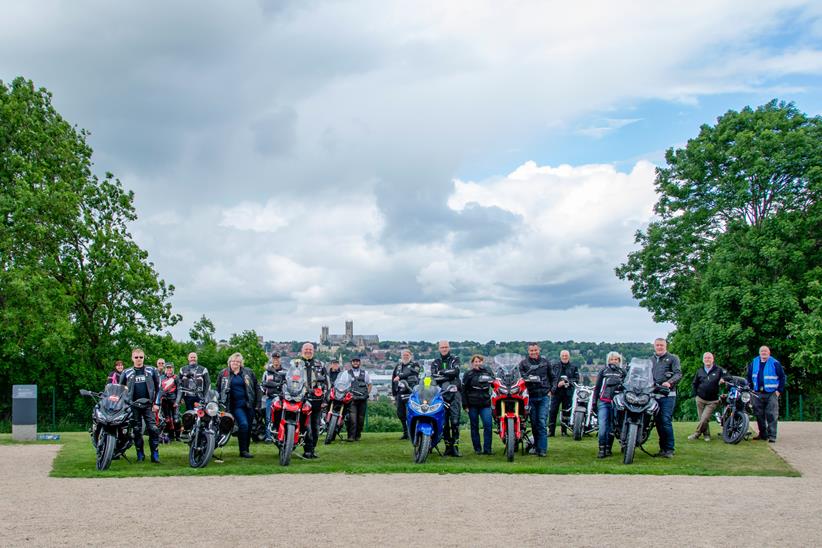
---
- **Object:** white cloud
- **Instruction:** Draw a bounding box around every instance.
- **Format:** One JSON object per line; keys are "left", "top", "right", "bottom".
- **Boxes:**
{"left": 576, "top": 118, "right": 642, "bottom": 139}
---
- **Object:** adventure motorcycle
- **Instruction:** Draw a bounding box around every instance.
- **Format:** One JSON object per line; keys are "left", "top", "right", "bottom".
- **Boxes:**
{"left": 271, "top": 360, "right": 312, "bottom": 466}
{"left": 325, "top": 373, "right": 353, "bottom": 444}
{"left": 613, "top": 358, "right": 668, "bottom": 464}
{"left": 406, "top": 375, "right": 446, "bottom": 464}
{"left": 80, "top": 384, "right": 136, "bottom": 471}
{"left": 563, "top": 379, "right": 598, "bottom": 441}
{"left": 491, "top": 353, "right": 531, "bottom": 462}
{"left": 715, "top": 376, "right": 753, "bottom": 444}
{"left": 181, "top": 389, "right": 234, "bottom": 468}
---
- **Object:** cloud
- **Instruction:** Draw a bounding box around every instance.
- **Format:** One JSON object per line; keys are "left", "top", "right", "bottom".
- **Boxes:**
{"left": 576, "top": 118, "right": 642, "bottom": 139}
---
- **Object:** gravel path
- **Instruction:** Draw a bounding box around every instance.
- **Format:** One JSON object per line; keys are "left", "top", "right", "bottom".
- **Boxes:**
{"left": 1, "top": 422, "right": 820, "bottom": 547}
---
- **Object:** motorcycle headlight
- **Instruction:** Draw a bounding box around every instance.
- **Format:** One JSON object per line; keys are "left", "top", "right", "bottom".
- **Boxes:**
{"left": 577, "top": 391, "right": 589, "bottom": 401}
{"left": 497, "top": 387, "right": 509, "bottom": 395}
{"left": 510, "top": 386, "right": 520, "bottom": 394}
{"left": 409, "top": 400, "right": 422, "bottom": 413}
{"left": 206, "top": 402, "right": 219, "bottom": 416}
{"left": 427, "top": 402, "right": 442, "bottom": 413}
{"left": 741, "top": 392, "right": 751, "bottom": 403}
{"left": 625, "top": 392, "right": 649, "bottom": 405}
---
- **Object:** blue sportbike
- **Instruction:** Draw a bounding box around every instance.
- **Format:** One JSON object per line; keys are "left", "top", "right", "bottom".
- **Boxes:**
{"left": 406, "top": 376, "right": 446, "bottom": 463}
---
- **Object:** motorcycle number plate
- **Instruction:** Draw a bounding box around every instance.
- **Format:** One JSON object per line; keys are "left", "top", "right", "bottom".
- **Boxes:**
{"left": 108, "top": 396, "right": 120, "bottom": 402}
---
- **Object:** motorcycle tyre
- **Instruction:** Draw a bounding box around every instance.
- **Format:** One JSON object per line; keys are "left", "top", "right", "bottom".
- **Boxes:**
{"left": 722, "top": 410, "right": 749, "bottom": 445}
{"left": 572, "top": 410, "right": 585, "bottom": 441}
{"left": 414, "top": 432, "right": 431, "bottom": 464}
{"left": 96, "top": 433, "right": 116, "bottom": 471}
{"left": 623, "top": 422, "right": 638, "bottom": 465}
{"left": 189, "top": 429, "right": 215, "bottom": 468}
{"left": 325, "top": 417, "right": 339, "bottom": 445}
{"left": 506, "top": 417, "right": 516, "bottom": 462}
{"left": 279, "top": 423, "right": 295, "bottom": 466}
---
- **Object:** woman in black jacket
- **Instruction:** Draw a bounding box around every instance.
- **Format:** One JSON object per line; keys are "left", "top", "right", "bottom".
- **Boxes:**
{"left": 462, "top": 355, "right": 495, "bottom": 455}
{"left": 218, "top": 352, "right": 259, "bottom": 458}
{"left": 592, "top": 352, "right": 626, "bottom": 458}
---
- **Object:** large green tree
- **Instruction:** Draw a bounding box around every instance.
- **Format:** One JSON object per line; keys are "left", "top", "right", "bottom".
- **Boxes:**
{"left": 616, "top": 100, "right": 822, "bottom": 391}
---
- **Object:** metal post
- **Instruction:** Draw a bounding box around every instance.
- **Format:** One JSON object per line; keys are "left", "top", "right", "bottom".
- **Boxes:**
{"left": 785, "top": 390, "right": 790, "bottom": 420}
{"left": 799, "top": 394, "right": 804, "bottom": 422}
{"left": 52, "top": 386, "right": 56, "bottom": 431}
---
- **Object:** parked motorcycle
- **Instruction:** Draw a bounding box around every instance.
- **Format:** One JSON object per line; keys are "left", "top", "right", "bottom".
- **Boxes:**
{"left": 271, "top": 359, "right": 312, "bottom": 466}
{"left": 325, "top": 373, "right": 353, "bottom": 444}
{"left": 406, "top": 375, "right": 446, "bottom": 463}
{"left": 715, "top": 376, "right": 753, "bottom": 444}
{"left": 563, "top": 380, "right": 598, "bottom": 441}
{"left": 80, "top": 384, "right": 136, "bottom": 471}
{"left": 181, "top": 389, "right": 234, "bottom": 468}
{"left": 613, "top": 358, "right": 668, "bottom": 464}
{"left": 491, "top": 353, "right": 530, "bottom": 462}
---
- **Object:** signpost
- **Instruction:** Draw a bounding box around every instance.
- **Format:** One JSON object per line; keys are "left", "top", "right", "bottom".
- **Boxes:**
{"left": 12, "top": 384, "right": 37, "bottom": 441}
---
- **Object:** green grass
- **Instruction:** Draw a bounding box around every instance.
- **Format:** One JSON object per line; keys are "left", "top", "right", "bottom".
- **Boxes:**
{"left": 31, "top": 422, "right": 798, "bottom": 478}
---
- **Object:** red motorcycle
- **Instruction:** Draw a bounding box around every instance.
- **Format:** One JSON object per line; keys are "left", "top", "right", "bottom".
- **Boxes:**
{"left": 270, "top": 360, "right": 312, "bottom": 466}
{"left": 325, "top": 373, "right": 353, "bottom": 444}
{"left": 491, "top": 353, "right": 530, "bottom": 461}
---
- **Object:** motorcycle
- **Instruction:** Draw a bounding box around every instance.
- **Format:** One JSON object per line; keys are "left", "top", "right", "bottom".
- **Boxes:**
{"left": 613, "top": 358, "right": 668, "bottom": 464}
{"left": 406, "top": 375, "right": 446, "bottom": 464}
{"left": 491, "top": 353, "right": 530, "bottom": 462}
{"left": 325, "top": 373, "right": 353, "bottom": 444}
{"left": 155, "top": 405, "right": 175, "bottom": 444}
{"left": 271, "top": 359, "right": 312, "bottom": 466}
{"left": 564, "top": 380, "right": 598, "bottom": 441}
{"left": 715, "top": 376, "right": 753, "bottom": 444}
{"left": 181, "top": 389, "right": 234, "bottom": 468}
{"left": 80, "top": 384, "right": 136, "bottom": 471}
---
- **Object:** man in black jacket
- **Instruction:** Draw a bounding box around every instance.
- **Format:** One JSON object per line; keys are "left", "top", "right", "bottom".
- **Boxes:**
{"left": 180, "top": 352, "right": 211, "bottom": 412}
{"left": 431, "top": 340, "right": 462, "bottom": 457}
{"left": 260, "top": 353, "right": 285, "bottom": 443}
{"left": 548, "top": 350, "right": 579, "bottom": 437}
{"left": 519, "top": 343, "right": 553, "bottom": 456}
{"left": 301, "top": 343, "right": 328, "bottom": 459}
{"left": 120, "top": 348, "right": 161, "bottom": 463}
{"left": 651, "top": 338, "right": 682, "bottom": 458}
{"left": 392, "top": 349, "right": 421, "bottom": 440}
{"left": 688, "top": 352, "right": 726, "bottom": 442}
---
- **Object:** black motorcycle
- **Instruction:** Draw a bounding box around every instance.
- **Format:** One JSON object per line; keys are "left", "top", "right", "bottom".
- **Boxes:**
{"left": 181, "top": 389, "right": 234, "bottom": 468}
{"left": 715, "top": 376, "right": 753, "bottom": 444}
{"left": 80, "top": 384, "right": 137, "bottom": 471}
{"left": 613, "top": 359, "right": 668, "bottom": 464}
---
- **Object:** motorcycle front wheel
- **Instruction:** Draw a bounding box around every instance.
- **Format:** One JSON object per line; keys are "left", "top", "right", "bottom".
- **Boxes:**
{"left": 722, "top": 410, "right": 749, "bottom": 444}
{"left": 505, "top": 417, "right": 516, "bottom": 462}
{"left": 413, "top": 431, "right": 431, "bottom": 464}
{"left": 325, "top": 416, "right": 339, "bottom": 445}
{"left": 96, "top": 432, "right": 116, "bottom": 471}
{"left": 623, "top": 422, "right": 638, "bottom": 465}
{"left": 279, "top": 423, "right": 295, "bottom": 466}
{"left": 189, "top": 428, "right": 215, "bottom": 468}
{"left": 572, "top": 410, "right": 585, "bottom": 441}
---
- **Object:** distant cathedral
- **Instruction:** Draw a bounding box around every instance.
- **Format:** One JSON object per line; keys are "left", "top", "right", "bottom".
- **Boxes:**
{"left": 320, "top": 320, "right": 379, "bottom": 347}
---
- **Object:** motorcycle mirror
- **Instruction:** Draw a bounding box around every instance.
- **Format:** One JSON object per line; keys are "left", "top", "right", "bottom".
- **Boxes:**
{"left": 79, "top": 389, "right": 90, "bottom": 396}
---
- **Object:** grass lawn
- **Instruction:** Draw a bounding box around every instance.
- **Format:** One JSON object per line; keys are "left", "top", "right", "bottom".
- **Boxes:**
{"left": 31, "top": 421, "right": 798, "bottom": 478}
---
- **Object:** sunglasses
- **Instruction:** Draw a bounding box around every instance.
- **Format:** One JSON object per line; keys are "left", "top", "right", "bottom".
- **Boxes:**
{"left": 134, "top": 356, "right": 145, "bottom": 359}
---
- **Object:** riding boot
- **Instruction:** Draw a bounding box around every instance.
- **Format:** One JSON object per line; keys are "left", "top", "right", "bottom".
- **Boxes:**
{"left": 444, "top": 443, "right": 454, "bottom": 456}
{"left": 605, "top": 435, "right": 614, "bottom": 456}
{"left": 451, "top": 441, "right": 462, "bottom": 457}
{"left": 597, "top": 445, "right": 606, "bottom": 458}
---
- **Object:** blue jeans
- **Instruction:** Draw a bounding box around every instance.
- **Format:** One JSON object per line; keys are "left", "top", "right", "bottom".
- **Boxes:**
{"left": 529, "top": 396, "right": 549, "bottom": 454}
{"left": 468, "top": 406, "right": 493, "bottom": 453}
{"left": 264, "top": 397, "right": 275, "bottom": 440}
{"left": 656, "top": 396, "right": 676, "bottom": 452}
{"left": 232, "top": 405, "right": 251, "bottom": 434}
{"left": 597, "top": 402, "right": 614, "bottom": 447}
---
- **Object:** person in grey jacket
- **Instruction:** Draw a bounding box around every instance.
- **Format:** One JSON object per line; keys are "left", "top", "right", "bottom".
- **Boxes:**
{"left": 650, "top": 338, "right": 682, "bottom": 458}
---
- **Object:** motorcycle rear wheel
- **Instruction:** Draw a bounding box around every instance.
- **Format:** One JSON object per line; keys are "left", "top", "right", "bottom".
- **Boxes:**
{"left": 414, "top": 432, "right": 431, "bottom": 464}
{"left": 325, "top": 417, "right": 339, "bottom": 445}
{"left": 572, "top": 410, "right": 585, "bottom": 441}
{"left": 505, "top": 417, "right": 516, "bottom": 462}
{"left": 623, "top": 422, "right": 638, "bottom": 465}
{"left": 279, "top": 423, "right": 295, "bottom": 466}
{"left": 722, "top": 410, "right": 749, "bottom": 444}
{"left": 96, "top": 433, "right": 116, "bottom": 471}
{"left": 189, "top": 429, "right": 215, "bottom": 468}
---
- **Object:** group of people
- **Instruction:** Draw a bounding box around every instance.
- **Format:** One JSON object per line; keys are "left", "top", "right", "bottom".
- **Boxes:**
{"left": 105, "top": 338, "right": 786, "bottom": 464}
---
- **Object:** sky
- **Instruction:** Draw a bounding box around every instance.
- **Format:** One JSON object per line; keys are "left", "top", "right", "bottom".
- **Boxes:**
{"left": 2, "top": 1, "right": 822, "bottom": 343}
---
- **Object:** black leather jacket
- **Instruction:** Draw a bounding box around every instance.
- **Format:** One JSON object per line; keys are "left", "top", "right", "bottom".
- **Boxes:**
{"left": 651, "top": 352, "right": 683, "bottom": 395}
{"left": 159, "top": 373, "right": 181, "bottom": 405}
{"left": 304, "top": 358, "right": 329, "bottom": 402}
{"left": 217, "top": 367, "right": 259, "bottom": 410}
{"left": 120, "top": 366, "right": 161, "bottom": 406}
{"left": 462, "top": 366, "right": 495, "bottom": 408}
{"left": 593, "top": 364, "right": 625, "bottom": 403}
{"left": 553, "top": 360, "right": 580, "bottom": 392}
{"left": 392, "top": 361, "right": 421, "bottom": 395}
{"left": 260, "top": 366, "right": 286, "bottom": 398}
{"left": 432, "top": 354, "right": 461, "bottom": 389}
{"left": 519, "top": 357, "right": 554, "bottom": 398}
{"left": 180, "top": 363, "right": 211, "bottom": 400}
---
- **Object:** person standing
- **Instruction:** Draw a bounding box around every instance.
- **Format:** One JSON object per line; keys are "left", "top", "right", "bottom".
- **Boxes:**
{"left": 120, "top": 348, "right": 161, "bottom": 463}
{"left": 549, "top": 350, "right": 579, "bottom": 437}
{"left": 650, "top": 338, "right": 682, "bottom": 458}
{"left": 301, "top": 343, "right": 328, "bottom": 459}
{"left": 217, "top": 352, "right": 259, "bottom": 458}
{"left": 592, "top": 352, "right": 625, "bottom": 458}
{"left": 260, "top": 353, "right": 285, "bottom": 443}
{"left": 107, "top": 360, "right": 125, "bottom": 385}
{"left": 347, "top": 358, "right": 372, "bottom": 441}
{"left": 158, "top": 362, "right": 182, "bottom": 442}
{"left": 180, "top": 352, "right": 211, "bottom": 412}
{"left": 328, "top": 358, "right": 342, "bottom": 384}
{"left": 688, "top": 352, "right": 726, "bottom": 442}
{"left": 519, "top": 343, "right": 553, "bottom": 457}
{"left": 462, "top": 355, "right": 494, "bottom": 455}
{"left": 431, "top": 340, "right": 463, "bottom": 457}
{"left": 746, "top": 346, "right": 786, "bottom": 443}
{"left": 392, "top": 349, "right": 421, "bottom": 440}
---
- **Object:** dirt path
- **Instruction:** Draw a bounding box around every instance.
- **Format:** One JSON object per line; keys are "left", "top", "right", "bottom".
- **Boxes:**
{"left": 1, "top": 422, "right": 820, "bottom": 547}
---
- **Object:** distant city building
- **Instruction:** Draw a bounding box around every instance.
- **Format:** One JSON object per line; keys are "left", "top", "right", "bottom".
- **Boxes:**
{"left": 320, "top": 319, "right": 379, "bottom": 347}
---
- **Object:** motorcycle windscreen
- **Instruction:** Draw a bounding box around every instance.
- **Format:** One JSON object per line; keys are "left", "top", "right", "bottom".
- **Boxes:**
{"left": 624, "top": 359, "right": 655, "bottom": 392}
{"left": 492, "top": 353, "right": 524, "bottom": 385}
{"left": 203, "top": 388, "right": 219, "bottom": 404}
{"left": 283, "top": 361, "right": 307, "bottom": 399}
{"left": 413, "top": 377, "right": 441, "bottom": 404}
{"left": 99, "top": 384, "right": 128, "bottom": 413}
{"left": 333, "top": 372, "right": 352, "bottom": 393}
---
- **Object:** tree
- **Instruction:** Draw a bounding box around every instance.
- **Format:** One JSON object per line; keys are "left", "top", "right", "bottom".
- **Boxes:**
{"left": 189, "top": 315, "right": 216, "bottom": 348}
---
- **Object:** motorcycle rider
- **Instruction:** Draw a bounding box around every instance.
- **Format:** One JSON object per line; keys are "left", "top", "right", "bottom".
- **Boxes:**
{"left": 301, "top": 342, "right": 328, "bottom": 459}
{"left": 519, "top": 343, "right": 554, "bottom": 457}
{"left": 347, "top": 357, "right": 372, "bottom": 441}
{"left": 217, "top": 352, "right": 259, "bottom": 458}
{"left": 462, "top": 354, "right": 494, "bottom": 455}
{"left": 260, "top": 353, "right": 286, "bottom": 443}
{"left": 328, "top": 358, "right": 342, "bottom": 384}
{"left": 431, "top": 340, "right": 462, "bottom": 457}
{"left": 549, "top": 350, "right": 579, "bottom": 437}
{"left": 180, "top": 352, "right": 211, "bottom": 413}
{"left": 650, "top": 338, "right": 682, "bottom": 458}
{"left": 158, "top": 361, "right": 182, "bottom": 442}
{"left": 392, "top": 349, "right": 421, "bottom": 440}
{"left": 592, "top": 351, "right": 626, "bottom": 458}
{"left": 107, "top": 360, "right": 125, "bottom": 385}
{"left": 120, "top": 348, "right": 162, "bottom": 463}
{"left": 688, "top": 352, "right": 727, "bottom": 442}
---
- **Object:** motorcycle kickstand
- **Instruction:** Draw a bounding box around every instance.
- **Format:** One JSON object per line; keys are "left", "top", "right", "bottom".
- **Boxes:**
{"left": 213, "top": 447, "right": 225, "bottom": 464}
